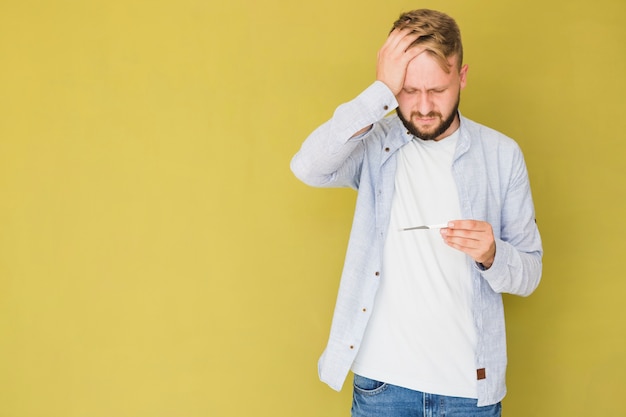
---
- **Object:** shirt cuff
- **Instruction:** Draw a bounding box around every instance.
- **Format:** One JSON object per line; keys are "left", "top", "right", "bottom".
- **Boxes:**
{"left": 357, "top": 80, "right": 398, "bottom": 116}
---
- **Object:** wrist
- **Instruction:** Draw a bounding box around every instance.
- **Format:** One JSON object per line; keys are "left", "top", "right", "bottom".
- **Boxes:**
{"left": 477, "top": 261, "right": 492, "bottom": 271}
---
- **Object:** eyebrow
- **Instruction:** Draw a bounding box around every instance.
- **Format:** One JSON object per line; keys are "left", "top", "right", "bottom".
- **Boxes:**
{"left": 402, "top": 85, "right": 449, "bottom": 93}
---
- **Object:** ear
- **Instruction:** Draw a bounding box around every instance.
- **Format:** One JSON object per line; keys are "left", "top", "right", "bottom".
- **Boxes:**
{"left": 459, "top": 64, "right": 469, "bottom": 89}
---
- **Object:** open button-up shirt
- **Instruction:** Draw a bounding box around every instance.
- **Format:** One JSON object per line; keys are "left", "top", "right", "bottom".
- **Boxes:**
{"left": 290, "top": 81, "right": 543, "bottom": 406}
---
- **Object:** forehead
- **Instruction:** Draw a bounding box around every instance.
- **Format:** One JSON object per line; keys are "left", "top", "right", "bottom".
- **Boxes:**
{"left": 404, "top": 52, "right": 460, "bottom": 88}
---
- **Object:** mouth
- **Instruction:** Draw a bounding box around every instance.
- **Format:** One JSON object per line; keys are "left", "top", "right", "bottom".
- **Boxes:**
{"left": 413, "top": 116, "right": 440, "bottom": 127}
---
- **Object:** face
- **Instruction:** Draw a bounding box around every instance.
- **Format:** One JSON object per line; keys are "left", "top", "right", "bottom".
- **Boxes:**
{"left": 396, "top": 51, "right": 468, "bottom": 141}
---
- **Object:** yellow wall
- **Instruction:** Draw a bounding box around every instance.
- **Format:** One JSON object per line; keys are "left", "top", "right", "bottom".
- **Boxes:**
{"left": 1, "top": 0, "right": 625, "bottom": 415}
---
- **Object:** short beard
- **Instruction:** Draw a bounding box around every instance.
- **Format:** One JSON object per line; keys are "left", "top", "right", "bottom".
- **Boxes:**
{"left": 396, "top": 96, "right": 460, "bottom": 141}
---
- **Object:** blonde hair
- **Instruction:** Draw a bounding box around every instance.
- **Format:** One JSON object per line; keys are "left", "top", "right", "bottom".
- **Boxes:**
{"left": 391, "top": 9, "right": 463, "bottom": 72}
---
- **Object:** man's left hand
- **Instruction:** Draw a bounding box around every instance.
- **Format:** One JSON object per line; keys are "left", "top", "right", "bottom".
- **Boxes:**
{"left": 441, "top": 220, "right": 496, "bottom": 269}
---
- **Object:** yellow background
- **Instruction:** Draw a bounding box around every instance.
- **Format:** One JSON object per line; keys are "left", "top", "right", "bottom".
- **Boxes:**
{"left": 1, "top": 0, "right": 625, "bottom": 416}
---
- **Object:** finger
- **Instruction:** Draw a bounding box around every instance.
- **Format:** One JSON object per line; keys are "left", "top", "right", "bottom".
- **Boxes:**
{"left": 380, "top": 28, "right": 407, "bottom": 53}
{"left": 403, "top": 45, "right": 426, "bottom": 62}
{"left": 447, "top": 219, "right": 487, "bottom": 232}
{"left": 397, "top": 32, "right": 423, "bottom": 54}
{"left": 441, "top": 227, "right": 480, "bottom": 241}
{"left": 385, "top": 27, "right": 421, "bottom": 53}
{"left": 441, "top": 226, "right": 496, "bottom": 264}
{"left": 443, "top": 235, "right": 482, "bottom": 250}
{"left": 442, "top": 236, "right": 490, "bottom": 260}
{"left": 441, "top": 229, "right": 491, "bottom": 254}
{"left": 386, "top": 27, "right": 415, "bottom": 43}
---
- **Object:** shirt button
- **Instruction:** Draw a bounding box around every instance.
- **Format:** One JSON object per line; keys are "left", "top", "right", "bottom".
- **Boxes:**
{"left": 349, "top": 345, "right": 354, "bottom": 350}
{"left": 383, "top": 105, "right": 389, "bottom": 110}
{"left": 375, "top": 271, "right": 380, "bottom": 277}
{"left": 384, "top": 147, "right": 390, "bottom": 152}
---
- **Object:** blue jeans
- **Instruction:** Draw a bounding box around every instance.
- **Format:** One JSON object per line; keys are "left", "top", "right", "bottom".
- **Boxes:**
{"left": 351, "top": 374, "right": 501, "bottom": 417}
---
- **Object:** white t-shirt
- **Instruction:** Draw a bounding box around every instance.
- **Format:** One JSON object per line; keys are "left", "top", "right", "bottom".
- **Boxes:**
{"left": 352, "top": 130, "right": 477, "bottom": 399}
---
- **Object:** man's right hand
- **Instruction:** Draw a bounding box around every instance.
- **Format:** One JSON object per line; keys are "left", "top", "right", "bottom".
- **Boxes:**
{"left": 376, "top": 28, "right": 425, "bottom": 96}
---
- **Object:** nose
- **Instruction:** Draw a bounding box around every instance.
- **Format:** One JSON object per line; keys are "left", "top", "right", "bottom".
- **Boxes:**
{"left": 415, "top": 92, "right": 435, "bottom": 116}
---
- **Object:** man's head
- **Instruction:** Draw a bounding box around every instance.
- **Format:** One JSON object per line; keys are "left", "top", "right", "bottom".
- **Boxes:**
{"left": 392, "top": 9, "right": 467, "bottom": 141}
{"left": 391, "top": 9, "right": 463, "bottom": 73}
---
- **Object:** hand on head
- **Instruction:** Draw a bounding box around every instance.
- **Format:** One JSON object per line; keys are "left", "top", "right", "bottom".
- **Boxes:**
{"left": 376, "top": 28, "right": 427, "bottom": 96}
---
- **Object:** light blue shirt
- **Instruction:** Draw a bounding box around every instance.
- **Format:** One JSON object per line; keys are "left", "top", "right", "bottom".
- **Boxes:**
{"left": 290, "top": 81, "right": 543, "bottom": 406}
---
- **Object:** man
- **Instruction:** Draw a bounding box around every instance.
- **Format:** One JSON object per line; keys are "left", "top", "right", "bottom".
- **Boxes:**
{"left": 291, "top": 9, "right": 542, "bottom": 417}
